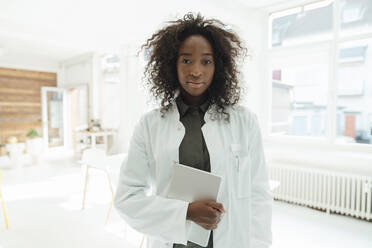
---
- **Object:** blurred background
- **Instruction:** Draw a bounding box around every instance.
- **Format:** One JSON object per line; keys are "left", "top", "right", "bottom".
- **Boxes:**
{"left": 0, "top": 0, "right": 371, "bottom": 247}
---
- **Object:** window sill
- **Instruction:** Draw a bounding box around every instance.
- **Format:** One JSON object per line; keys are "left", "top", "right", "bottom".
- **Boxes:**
{"left": 264, "top": 134, "right": 372, "bottom": 153}
{"left": 264, "top": 135, "right": 372, "bottom": 176}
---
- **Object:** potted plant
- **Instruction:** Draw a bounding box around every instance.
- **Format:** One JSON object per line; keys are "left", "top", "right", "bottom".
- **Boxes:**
{"left": 26, "top": 128, "right": 43, "bottom": 165}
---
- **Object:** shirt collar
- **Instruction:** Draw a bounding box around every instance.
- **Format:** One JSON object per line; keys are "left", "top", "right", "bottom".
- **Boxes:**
{"left": 176, "top": 95, "right": 210, "bottom": 118}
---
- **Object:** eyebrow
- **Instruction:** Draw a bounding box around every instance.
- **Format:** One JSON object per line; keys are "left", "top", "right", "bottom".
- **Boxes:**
{"left": 179, "top": 53, "right": 213, "bottom": 56}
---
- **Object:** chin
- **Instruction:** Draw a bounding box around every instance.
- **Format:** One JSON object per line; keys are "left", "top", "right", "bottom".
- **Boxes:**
{"left": 185, "top": 90, "right": 206, "bottom": 97}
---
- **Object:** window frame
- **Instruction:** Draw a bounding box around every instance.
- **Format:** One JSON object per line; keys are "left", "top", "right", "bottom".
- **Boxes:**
{"left": 264, "top": 0, "right": 372, "bottom": 152}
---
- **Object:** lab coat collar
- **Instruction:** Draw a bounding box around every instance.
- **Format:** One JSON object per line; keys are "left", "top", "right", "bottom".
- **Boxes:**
{"left": 169, "top": 100, "right": 217, "bottom": 125}
{"left": 175, "top": 96, "right": 210, "bottom": 118}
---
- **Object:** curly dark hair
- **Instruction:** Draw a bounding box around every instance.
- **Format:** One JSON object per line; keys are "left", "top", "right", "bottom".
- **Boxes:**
{"left": 140, "top": 12, "right": 247, "bottom": 121}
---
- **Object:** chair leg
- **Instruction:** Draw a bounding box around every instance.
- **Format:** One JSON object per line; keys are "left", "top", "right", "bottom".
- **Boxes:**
{"left": 82, "top": 166, "right": 89, "bottom": 210}
{"left": 105, "top": 171, "right": 114, "bottom": 224}
{"left": 105, "top": 200, "right": 113, "bottom": 225}
{"left": 0, "top": 196, "right": 9, "bottom": 230}
{"left": 139, "top": 235, "right": 145, "bottom": 248}
{"left": 0, "top": 170, "right": 8, "bottom": 230}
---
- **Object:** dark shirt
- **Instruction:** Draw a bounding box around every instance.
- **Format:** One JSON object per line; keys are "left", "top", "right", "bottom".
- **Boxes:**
{"left": 173, "top": 96, "right": 213, "bottom": 248}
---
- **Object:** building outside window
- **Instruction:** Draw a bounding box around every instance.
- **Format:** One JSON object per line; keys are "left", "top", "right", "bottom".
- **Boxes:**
{"left": 268, "top": 0, "right": 372, "bottom": 145}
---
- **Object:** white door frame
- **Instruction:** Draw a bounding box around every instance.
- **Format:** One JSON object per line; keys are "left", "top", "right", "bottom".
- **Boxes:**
{"left": 41, "top": 87, "right": 68, "bottom": 151}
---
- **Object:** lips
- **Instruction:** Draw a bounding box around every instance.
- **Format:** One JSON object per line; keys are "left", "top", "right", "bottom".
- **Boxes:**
{"left": 188, "top": 82, "right": 204, "bottom": 88}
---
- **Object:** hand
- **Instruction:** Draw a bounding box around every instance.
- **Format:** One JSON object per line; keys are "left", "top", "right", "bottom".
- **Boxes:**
{"left": 186, "top": 200, "right": 226, "bottom": 230}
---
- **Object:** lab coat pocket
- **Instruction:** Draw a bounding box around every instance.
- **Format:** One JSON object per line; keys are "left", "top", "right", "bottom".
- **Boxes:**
{"left": 230, "top": 144, "right": 251, "bottom": 199}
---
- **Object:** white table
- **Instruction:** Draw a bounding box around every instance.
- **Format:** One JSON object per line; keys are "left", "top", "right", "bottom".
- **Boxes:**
{"left": 77, "top": 130, "right": 116, "bottom": 153}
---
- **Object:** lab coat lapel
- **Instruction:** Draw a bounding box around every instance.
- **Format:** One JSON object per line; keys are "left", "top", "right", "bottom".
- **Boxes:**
{"left": 153, "top": 104, "right": 185, "bottom": 195}
{"left": 168, "top": 103, "right": 185, "bottom": 164}
{"left": 201, "top": 106, "right": 229, "bottom": 175}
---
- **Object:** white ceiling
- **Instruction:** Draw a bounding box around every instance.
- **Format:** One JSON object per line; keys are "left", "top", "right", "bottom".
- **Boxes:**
{"left": 0, "top": 0, "right": 288, "bottom": 71}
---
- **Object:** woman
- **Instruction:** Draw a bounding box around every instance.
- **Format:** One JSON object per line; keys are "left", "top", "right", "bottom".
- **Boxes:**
{"left": 114, "top": 13, "right": 272, "bottom": 248}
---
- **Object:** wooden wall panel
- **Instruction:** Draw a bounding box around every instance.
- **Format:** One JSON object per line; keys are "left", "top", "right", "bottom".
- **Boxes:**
{"left": 0, "top": 67, "right": 57, "bottom": 154}
{"left": 0, "top": 77, "right": 56, "bottom": 89}
{"left": 0, "top": 68, "right": 56, "bottom": 81}
{"left": 0, "top": 88, "right": 41, "bottom": 95}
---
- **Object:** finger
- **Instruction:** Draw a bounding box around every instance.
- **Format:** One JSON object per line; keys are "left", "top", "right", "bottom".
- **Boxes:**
{"left": 199, "top": 217, "right": 219, "bottom": 225}
{"left": 215, "top": 215, "right": 222, "bottom": 224}
{"left": 209, "top": 208, "right": 220, "bottom": 217}
{"left": 200, "top": 223, "right": 213, "bottom": 230}
{"left": 199, "top": 216, "right": 217, "bottom": 225}
{"left": 211, "top": 213, "right": 221, "bottom": 225}
{"left": 214, "top": 203, "right": 226, "bottom": 213}
{"left": 201, "top": 214, "right": 220, "bottom": 226}
{"left": 206, "top": 202, "right": 226, "bottom": 213}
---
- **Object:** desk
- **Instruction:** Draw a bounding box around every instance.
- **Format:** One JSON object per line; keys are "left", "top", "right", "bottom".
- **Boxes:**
{"left": 77, "top": 130, "right": 116, "bottom": 153}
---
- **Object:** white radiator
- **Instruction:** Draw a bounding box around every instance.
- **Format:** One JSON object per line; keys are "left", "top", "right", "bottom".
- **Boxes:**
{"left": 269, "top": 166, "right": 372, "bottom": 221}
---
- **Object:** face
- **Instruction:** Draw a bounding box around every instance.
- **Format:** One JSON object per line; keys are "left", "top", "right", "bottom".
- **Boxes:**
{"left": 176, "top": 35, "right": 215, "bottom": 104}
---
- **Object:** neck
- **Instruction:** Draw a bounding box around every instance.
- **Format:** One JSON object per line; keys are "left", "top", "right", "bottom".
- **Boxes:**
{"left": 180, "top": 90, "right": 208, "bottom": 107}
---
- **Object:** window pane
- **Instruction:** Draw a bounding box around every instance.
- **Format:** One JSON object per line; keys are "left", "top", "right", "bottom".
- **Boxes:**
{"left": 336, "top": 39, "right": 372, "bottom": 144}
{"left": 340, "top": 0, "right": 372, "bottom": 37}
{"left": 102, "top": 54, "right": 120, "bottom": 73}
{"left": 271, "top": 49, "right": 329, "bottom": 136}
{"left": 47, "top": 91, "right": 64, "bottom": 147}
{"left": 102, "top": 54, "right": 121, "bottom": 129}
{"left": 270, "top": 0, "right": 333, "bottom": 47}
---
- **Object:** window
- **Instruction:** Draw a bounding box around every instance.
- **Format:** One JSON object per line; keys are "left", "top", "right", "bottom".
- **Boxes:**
{"left": 270, "top": 44, "right": 329, "bottom": 137}
{"left": 340, "top": 0, "right": 372, "bottom": 37}
{"left": 268, "top": 0, "right": 372, "bottom": 145}
{"left": 270, "top": 0, "right": 333, "bottom": 47}
{"left": 336, "top": 39, "right": 372, "bottom": 144}
{"left": 102, "top": 54, "right": 120, "bottom": 73}
{"left": 102, "top": 54, "right": 121, "bottom": 129}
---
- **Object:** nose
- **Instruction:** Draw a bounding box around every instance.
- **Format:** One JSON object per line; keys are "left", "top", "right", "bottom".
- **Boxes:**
{"left": 190, "top": 63, "right": 202, "bottom": 78}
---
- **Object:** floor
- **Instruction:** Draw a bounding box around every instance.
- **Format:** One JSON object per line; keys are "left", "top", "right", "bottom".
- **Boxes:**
{"left": 0, "top": 157, "right": 371, "bottom": 248}
{"left": 272, "top": 201, "right": 372, "bottom": 248}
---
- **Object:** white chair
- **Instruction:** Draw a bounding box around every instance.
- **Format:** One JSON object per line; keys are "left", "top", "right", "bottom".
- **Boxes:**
{"left": 80, "top": 148, "right": 115, "bottom": 224}
{"left": 5, "top": 143, "right": 25, "bottom": 168}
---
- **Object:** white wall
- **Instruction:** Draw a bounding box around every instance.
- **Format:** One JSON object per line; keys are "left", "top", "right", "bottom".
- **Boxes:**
{"left": 58, "top": 52, "right": 102, "bottom": 121}
{"left": 0, "top": 52, "right": 58, "bottom": 72}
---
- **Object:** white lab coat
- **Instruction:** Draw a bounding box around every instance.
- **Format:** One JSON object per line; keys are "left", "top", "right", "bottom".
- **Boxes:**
{"left": 114, "top": 103, "right": 272, "bottom": 248}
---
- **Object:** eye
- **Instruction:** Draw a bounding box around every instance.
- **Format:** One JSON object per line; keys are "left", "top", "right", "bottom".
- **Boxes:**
{"left": 182, "top": 59, "right": 191, "bottom": 64}
{"left": 203, "top": 60, "right": 212, "bottom": 65}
